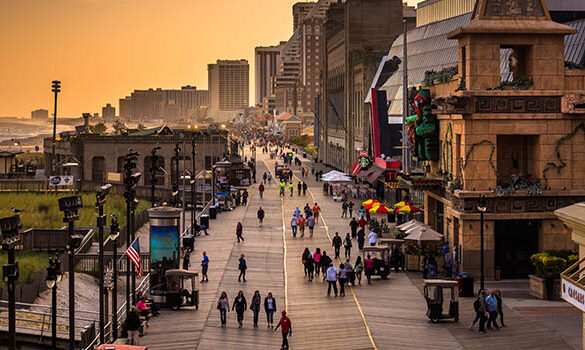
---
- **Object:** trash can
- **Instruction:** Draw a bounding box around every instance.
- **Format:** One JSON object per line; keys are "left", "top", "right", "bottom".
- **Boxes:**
{"left": 209, "top": 206, "right": 217, "bottom": 219}
{"left": 458, "top": 273, "right": 474, "bottom": 297}
{"left": 200, "top": 214, "right": 210, "bottom": 229}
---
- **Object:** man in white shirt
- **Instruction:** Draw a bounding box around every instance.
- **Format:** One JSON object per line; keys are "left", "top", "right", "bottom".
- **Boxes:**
{"left": 290, "top": 215, "right": 298, "bottom": 237}
{"left": 368, "top": 231, "right": 378, "bottom": 246}
{"left": 325, "top": 264, "right": 338, "bottom": 297}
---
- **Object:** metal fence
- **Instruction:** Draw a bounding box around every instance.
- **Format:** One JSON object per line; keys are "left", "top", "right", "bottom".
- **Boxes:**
{"left": 75, "top": 252, "right": 150, "bottom": 275}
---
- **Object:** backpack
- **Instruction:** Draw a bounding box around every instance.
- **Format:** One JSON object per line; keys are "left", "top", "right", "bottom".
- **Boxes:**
{"left": 473, "top": 297, "right": 481, "bottom": 312}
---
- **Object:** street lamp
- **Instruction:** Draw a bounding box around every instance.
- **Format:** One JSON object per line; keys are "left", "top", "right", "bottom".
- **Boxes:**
{"left": 150, "top": 146, "right": 161, "bottom": 207}
{"left": 1, "top": 215, "right": 21, "bottom": 350}
{"left": 58, "top": 195, "right": 83, "bottom": 350}
{"left": 191, "top": 138, "right": 197, "bottom": 238}
{"left": 477, "top": 195, "right": 487, "bottom": 292}
{"left": 123, "top": 149, "right": 140, "bottom": 314}
{"left": 96, "top": 184, "right": 112, "bottom": 344}
{"left": 46, "top": 255, "right": 62, "bottom": 349}
{"left": 109, "top": 215, "right": 120, "bottom": 340}
{"left": 51, "top": 80, "right": 61, "bottom": 176}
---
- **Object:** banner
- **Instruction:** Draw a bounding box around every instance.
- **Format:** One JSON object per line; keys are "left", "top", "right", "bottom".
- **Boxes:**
{"left": 49, "top": 175, "right": 74, "bottom": 186}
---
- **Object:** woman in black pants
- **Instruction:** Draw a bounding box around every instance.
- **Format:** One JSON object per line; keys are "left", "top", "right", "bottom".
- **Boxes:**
{"left": 232, "top": 290, "right": 247, "bottom": 328}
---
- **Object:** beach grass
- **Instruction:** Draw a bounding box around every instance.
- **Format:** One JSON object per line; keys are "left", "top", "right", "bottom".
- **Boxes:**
{"left": 0, "top": 251, "right": 53, "bottom": 288}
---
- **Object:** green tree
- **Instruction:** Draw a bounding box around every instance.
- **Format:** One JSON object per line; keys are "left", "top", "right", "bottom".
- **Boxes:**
{"left": 90, "top": 122, "right": 107, "bottom": 134}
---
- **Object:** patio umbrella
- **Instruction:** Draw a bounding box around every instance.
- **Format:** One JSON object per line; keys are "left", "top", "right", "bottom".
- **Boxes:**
{"left": 395, "top": 203, "right": 420, "bottom": 213}
{"left": 404, "top": 226, "right": 442, "bottom": 241}
{"left": 362, "top": 199, "right": 378, "bottom": 207}
{"left": 369, "top": 203, "right": 392, "bottom": 214}
{"left": 396, "top": 219, "right": 422, "bottom": 231}
{"left": 394, "top": 201, "right": 407, "bottom": 208}
{"left": 363, "top": 199, "right": 380, "bottom": 210}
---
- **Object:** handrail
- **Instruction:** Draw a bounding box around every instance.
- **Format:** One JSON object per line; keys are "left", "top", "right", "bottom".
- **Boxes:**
{"left": 0, "top": 300, "right": 100, "bottom": 315}
{"left": 181, "top": 197, "right": 213, "bottom": 237}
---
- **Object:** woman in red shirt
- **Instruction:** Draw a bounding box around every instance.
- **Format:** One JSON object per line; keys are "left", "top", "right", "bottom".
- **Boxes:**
{"left": 364, "top": 254, "right": 375, "bottom": 285}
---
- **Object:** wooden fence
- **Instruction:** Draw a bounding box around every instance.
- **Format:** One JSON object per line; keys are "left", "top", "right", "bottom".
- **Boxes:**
{"left": 20, "top": 228, "right": 94, "bottom": 253}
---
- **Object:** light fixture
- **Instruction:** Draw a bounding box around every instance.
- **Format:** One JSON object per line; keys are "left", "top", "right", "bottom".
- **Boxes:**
{"left": 477, "top": 195, "right": 487, "bottom": 213}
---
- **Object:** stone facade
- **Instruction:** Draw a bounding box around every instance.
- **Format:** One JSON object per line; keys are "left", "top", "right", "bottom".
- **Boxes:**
{"left": 421, "top": 0, "right": 585, "bottom": 279}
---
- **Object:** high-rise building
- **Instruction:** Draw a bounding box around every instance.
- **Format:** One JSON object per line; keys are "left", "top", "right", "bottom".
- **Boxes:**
{"left": 102, "top": 103, "right": 116, "bottom": 120}
{"left": 31, "top": 109, "right": 48, "bottom": 121}
{"left": 255, "top": 43, "right": 284, "bottom": 106}
{"left": 293, "top": 2, "right": 316, "bottom": 31}
{"left": 208, "top": 59, "right": 249, "bottom": 115}
{"left": 118, "top": 86, "right": 209, "bottom": 121}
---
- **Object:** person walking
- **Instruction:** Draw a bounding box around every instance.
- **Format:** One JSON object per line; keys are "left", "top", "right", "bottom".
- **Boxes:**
{"left": 302, "top": 182, "right": 307, "bottom": 196}
{"left": 364, "top": 254, "right": 374, "bottom": 285}
{"left": 368, "top": 230, "right": 378, "bottom": 246}
{"left": 297, "top": 181, "right": 302, "bottom": 196}
{"left": 236, "top": 222, "right": 244, "bottom": 242}
{"left": 354, "top": 256, "right": 364, "bottom": 285}
{"left": 332, "top": 232, "right": 342, "bottom": 258}
{"left": 348, "top": 201, "right": 354, "bottom": 218}
{"left": 320, "top": 251, "right": 332, "bottom": 281}
{"left": 217, "top": 291, "right": 229, "bottom": 327}
{"left": 264, "top": 292, "right": 277, "bottom": 328}
{"left": 201, "top": 251, "right": 209, "bottom": 283}
{"left": 341, "top": 201, "right": 348, "bottom": 218}
{"left": 290, "top": 215, "right": 298, "bottom": 238}
{"left": 349, "top": 218, "right": 359, "bottom": 239}
{"left": 182, "top": 248, "right": 191, "bottom": 270}
{"left": 326, "top": 264, "right": 338, "bottom": 297}
{"left": 344, "top": 258, "right": 355, "bottom": 286}
{"left": 307, "top": 215, "right": 315, "bottom": 237}
{"left": 232, "top": 290, "right": 247, "bottom": 328}
{"left": 313, "top": 248, "right": 322, "bottom": 277}
{"left": 477, "top": 290, "right": 488, "bottom": 333}
{"left": 289, "top": 182, "right": 294, "bottom": 196}
{"left": 259, "top": 183, "right": 265, "bottom": 199}
{"left": 257, "top": 207, "right": 265, "bottom": 226}
{"left": 238, "top": 254, "right": 247, "bottom": 283}
{"left": 305, "top": 254, "right": 314, "bottom": 282}
{"left": 338, "top": 263, "right": 347, "bottom": 296}
{"left": 495, "top": 289, "right": 505, "bottom": 327}
{"left": 297, "top": 215, "right": 306, "bottom": 237}
{"left": 486, "top": 290, "right": 500, "bottom": 330}
{"left": 126, "top": 306, "right": 141, "bottom": 345}
{"left": 358, "top": 216, "right": 367, "bottom": 231}
{"left": 343, "top": 233, "right": 352, "bottom": 258}
{"left": 263, "top": 172, "right": 267, "bottom": 184}
{"left": 250, "top": 290, "right": 262, "bottom": 328}
{"left": 444, "top": 253, "right": 453, "bottom": 278}
{"left": 267, "top": 172, "right": 272, "bottom": 184}
{"left": 274, "top": 311, "right": 292, "bottom": 350}
{"left": 242, "top": 191, "right": 248, "bottom": 205}
{"left": 469, "top": 293, "right": 483, "bottom": 331}
{"left": 294, "top": 207, "right": 301, "bottom": 217}
{"left": 279, "top": 180, "right": 285, "bottom": 196}
{"left": 357, "top": 229, "right": 365, "bottom": 250}
{"left": 312, "top": 203, "right": 321, "bottom": 224}
{"left": 302, "top": 248, "right": 311, "bottom": 276}
{"left": 304, "top": 203, "right": 312, "bottom": 218}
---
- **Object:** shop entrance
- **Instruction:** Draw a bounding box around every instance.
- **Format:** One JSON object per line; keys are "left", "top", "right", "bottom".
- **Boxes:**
{"left": 495, "top": 220, "right": 539, "bottom": 278}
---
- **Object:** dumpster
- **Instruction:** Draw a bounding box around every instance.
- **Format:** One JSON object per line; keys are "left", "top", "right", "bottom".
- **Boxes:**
{"left": 458, "top": 273, "right": 474, "bottom": 297}
{"left": 200, "top": 214, "right": 210, "bottom": 229}
{"left": 209, "top": 206, "right": 217, "bottom": 219}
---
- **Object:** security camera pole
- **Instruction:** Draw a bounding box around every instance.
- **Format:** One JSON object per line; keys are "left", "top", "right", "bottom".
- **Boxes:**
{"left": 1, "top": 215, "right": 21, "bottom": 350}
{"left": 58, "top": 195, "right": 84, "bottom": 350}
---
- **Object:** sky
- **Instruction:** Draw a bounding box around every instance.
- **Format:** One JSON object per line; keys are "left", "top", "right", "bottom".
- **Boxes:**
{"left": 0, "top": 0, "right": 420, "bottom": 118}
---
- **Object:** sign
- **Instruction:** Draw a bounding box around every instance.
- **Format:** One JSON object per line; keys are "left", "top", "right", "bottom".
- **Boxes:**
{"left": 107, "top": 172, "right": 122, "bottom": 183}
{"left": 150, "top": 224, "right": 179, "bottom": 292}
{"left": 49, "top": 175, "right": 74, "bottom": 186}
{"left": 561, "top": 277, "right": 585, "bottom": 312}
{"left": 358, "top": 155, "right": 371, "bottom": 168}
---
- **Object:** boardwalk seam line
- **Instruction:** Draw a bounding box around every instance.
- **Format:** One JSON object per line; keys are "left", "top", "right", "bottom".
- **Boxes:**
{"left": 293, "top": 166, "right": 378, "bottom": 350}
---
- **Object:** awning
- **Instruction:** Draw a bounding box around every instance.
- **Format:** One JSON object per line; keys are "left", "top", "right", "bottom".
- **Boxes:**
{"left": 366, "top": 165, "right": 385, "bottom": 184}
{"left": 350, "top": 159, "right": 361, "bottom": 176}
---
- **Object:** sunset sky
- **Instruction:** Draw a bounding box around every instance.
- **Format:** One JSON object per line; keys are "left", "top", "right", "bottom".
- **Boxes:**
{"left": 0, "top": 0, "right": 419, "bottom": 118}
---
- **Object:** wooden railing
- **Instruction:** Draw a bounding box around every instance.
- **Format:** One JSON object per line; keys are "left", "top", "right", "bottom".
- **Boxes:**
{"left": 75, "top": 252, "right": 150, "bottom": 275}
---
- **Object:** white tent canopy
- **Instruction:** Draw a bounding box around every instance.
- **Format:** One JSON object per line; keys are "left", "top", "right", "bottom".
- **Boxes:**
{"left": 404, "top": 226, "right": 443, "bottom": 241}
{"left": 322, "top": 170, "right": 352, "bottom": 182}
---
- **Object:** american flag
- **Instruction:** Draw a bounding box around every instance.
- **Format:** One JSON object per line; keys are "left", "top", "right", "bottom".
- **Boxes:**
{"left": 125, "top": 238, "right": 141, "bottom": 278}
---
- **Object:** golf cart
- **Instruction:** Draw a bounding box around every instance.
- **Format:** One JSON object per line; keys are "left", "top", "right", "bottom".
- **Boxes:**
{"left": 362, "top": 246, "right": 390, "bottom": 279}
{"left": 423, "top": 279, "right": 459, "bottom": 323}
{"left": 165, "top": 269, "right": 199, "bottom": 310}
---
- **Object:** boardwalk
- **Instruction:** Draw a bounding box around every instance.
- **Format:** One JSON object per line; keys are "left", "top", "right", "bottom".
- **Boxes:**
{"left": 138, "top": 146, "right": 575, "bottom": 350}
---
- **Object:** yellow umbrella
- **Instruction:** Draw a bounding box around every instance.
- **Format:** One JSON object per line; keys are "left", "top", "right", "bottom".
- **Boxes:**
{"left": 369, "top": 203, "right": 392, "bottom": 214}
{"left": 396, "top": 203, "right": 420, "bottom": 213}
{"left": 362, "top": 199, "right": 377, "bottom": 207}
{"left": 362, "top": 199, "right": 380, "bottom": 210}
{"left": 394, "top": 201, "right": 406, "bottom": 208}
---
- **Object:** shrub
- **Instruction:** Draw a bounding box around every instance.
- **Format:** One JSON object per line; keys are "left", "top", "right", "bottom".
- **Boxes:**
{"left": 530, "top": 251, "right": 579, "bottom": 277}
{"left": 545, "top": 249, "right": 574, "bottom": 260}
{"left": 542, "top": 256, "right": 566, "bottom": 277}
{"left": 530, "top": 252, "right": 548, "bottom": 276}
{"left": 567, "top": 255, "right": 579, "bottom": 268}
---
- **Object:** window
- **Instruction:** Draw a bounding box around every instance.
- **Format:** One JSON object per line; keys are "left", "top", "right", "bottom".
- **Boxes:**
{"left": 500, "top": 45, "right": 530, "bottom": 82}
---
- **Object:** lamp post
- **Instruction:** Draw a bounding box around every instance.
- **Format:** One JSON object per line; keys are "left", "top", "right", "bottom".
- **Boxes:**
{"left": 130, "top": 196, "right": 139, "bottom": 306}
{"left": 123, "top": 149, "right": 140, "bottom": 314}
{"left": 46, "top": 255, "right": 62, "bottom": 349}
{"left": 1, "top": 215, "right": 21, "bottom": 350}
{"left": 58, "top": 195, "right": 83, "bottom": 350}
{"left": 51, "top": 80, "right": 61, "bottom": 176}
{"left": 191, "top": 138, "right": 197, "bottom": 237}
{"left": 109, "top": 215, "right": 120, "bottom": 340}
{"left": 96, "top": 184, "right": 112, "bottom": 344}
{"left": 173, "top": 143, "right": 181, "bottom": 207}
{"left": 477, "top": 195, "right": 487, "bottom": 292}
{"left": 150, "top": 146, "right": 161, "bottom": 207}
